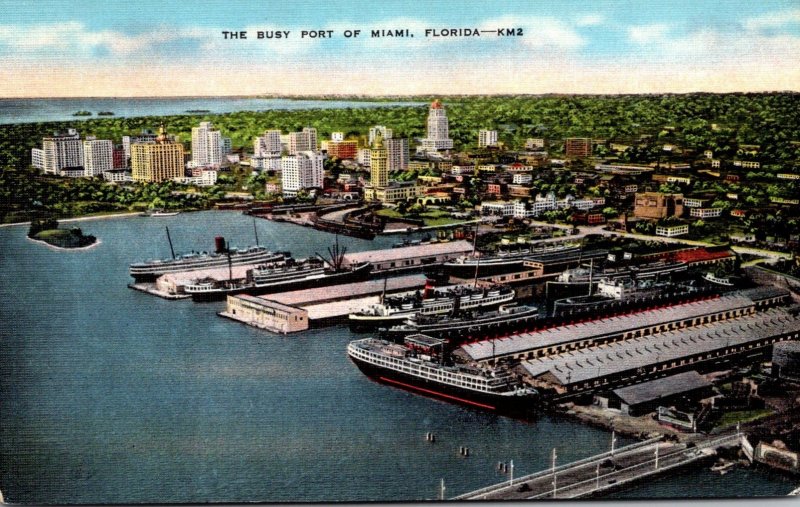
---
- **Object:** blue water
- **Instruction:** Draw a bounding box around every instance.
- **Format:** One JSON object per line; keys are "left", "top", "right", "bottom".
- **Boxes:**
{"left": 0, "top": 97, "right": 420, "bottom": 125}
{"left": 0, "top": 212, "right": 794, "bottom": 503}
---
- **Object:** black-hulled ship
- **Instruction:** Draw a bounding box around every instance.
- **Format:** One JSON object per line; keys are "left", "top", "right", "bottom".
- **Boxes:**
{"left": 129, "top": 229, "right": 284, "bottom": 283}
{"left": 380, "top": 304, "right": 541, "bottom": 344}
{"left": 184, "top": 238, "right": 372, "bottom": 302}
{"left": 348, "top": 282, "right": 516, "bottom": 332}
{"left": 441, "top": 243, "right": 580, "bottom": 279}
{"left": 347, "top": 334, "right": 537, "bottom": 412}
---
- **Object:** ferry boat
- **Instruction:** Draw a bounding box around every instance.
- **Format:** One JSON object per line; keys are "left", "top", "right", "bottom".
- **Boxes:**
{"left": 349, "top": 283, "right": 516, "bottom": 332}
{"left": 347, "top": 334, "right": 537, "bottom": 412}
{"left": 556, "top": 260, "right": 688, "bottom": 283}
{"left": 380, "top": 304, "right": 541, "bottom": 344}
{"left": 129, "top": 245, "right": 284, "bottom": 283}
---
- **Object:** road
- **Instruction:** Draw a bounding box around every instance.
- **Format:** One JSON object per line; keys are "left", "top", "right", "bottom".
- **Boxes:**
{"left": 455, "top": 433, "right": 738, "bottom": 501}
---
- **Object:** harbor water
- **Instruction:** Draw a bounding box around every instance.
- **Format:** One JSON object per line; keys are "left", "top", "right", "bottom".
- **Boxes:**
{"left": 0, "top": 97, "right": 421, "bottom": 125}
{"left": 0, "top": 212, "right": 795, "bottom": 503}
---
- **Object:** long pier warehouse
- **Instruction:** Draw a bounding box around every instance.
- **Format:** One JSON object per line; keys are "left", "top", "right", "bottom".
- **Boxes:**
{"left": 454, "top": 287, "right": 799, "bottom": 396}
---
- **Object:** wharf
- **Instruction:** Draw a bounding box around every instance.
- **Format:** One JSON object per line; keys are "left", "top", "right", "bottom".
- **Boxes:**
{"left": 128, "top": 282, "right": 191, "bottom": 300}
{"left": 453, "top": 433, "right": 738, "bottom": 500}
{"left": 223, "top": 274, "right": 427, "bottom": 330}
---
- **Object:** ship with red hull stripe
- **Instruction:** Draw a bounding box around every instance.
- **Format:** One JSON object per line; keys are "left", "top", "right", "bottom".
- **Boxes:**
{"left": 347, "top": 335, "right": 537, "bottom": 413}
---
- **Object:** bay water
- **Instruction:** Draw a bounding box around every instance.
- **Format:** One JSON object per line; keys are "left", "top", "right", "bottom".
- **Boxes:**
{"left": 0, "top": 212, "right": 794, "bottom": 503}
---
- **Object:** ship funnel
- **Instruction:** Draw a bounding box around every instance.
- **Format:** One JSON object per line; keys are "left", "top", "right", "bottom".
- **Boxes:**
{"left": 215, "top": 236, "right": 226, "bottom": 253}
{"left": 423, "top": 279, "right": 436, "bottom": 300}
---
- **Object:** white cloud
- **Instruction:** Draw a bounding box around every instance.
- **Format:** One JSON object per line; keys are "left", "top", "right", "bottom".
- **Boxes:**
{"left": 575, "top": 14, "right": 605, "bottom": 27}
{"left": 744, "top": 8, "right": 800, "bottom": 31}
{"left": 627, "top": 23, "right": 671, "bottom": 44}
{"left": 0, "top": 22, "right": 206, "bottom": 57}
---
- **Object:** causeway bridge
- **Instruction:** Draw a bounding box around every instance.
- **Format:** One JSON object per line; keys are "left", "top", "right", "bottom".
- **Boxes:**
{"left": 452, "top": 433, "right": 740, "bottom": 500}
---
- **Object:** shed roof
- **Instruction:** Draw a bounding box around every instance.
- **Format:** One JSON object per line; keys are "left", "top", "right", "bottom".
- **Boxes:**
{"left": 612, "top": 371, "right": 710, "bottom": 406}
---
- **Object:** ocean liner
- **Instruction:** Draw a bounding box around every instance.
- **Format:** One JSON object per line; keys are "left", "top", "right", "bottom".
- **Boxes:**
{"left": 347, "top": 334, "right": 537, "bottom": 412}
{"left": 129, "top": 229, "right": 284, "bottom": 283}
{"left": 184, "top": 238, "right": 371, "bottom": 302}
{"left": 348, "top": 282, "right": 516, "bottom": 332}
{"left": 380, "top": 304, "right": 541, "bottom": 344}
{"left": 441, "top": 243, "right": 581, "bottom": 278}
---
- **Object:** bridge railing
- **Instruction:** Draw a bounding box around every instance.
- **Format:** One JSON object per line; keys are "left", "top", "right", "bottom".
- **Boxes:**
{"left": 452, "top": 436, "right": 662, "bottom": 500}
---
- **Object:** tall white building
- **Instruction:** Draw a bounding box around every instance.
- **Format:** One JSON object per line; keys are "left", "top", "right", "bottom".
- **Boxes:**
{"left": 386, "top": 138, "right": 409, "bottom": 171}
{"left": 288, "top": 127, "right": 318, "bottom": 155}
{"left": 191, "top": 121, "right": 222, "bottom": 166}
{"left": 281, "top": 151, "right": 324, "bottom": 196}
{"left": 478, "top": 129, "right": 498, "bottom": 148}
{"left": 418, "top": 100, "right": 453, "bottom": 152}
{"left": 369, "top": 125, "right": 393, "bottom": 145}
{"left": 358, "top": 148, "right": 372, "bottom": 167}
{"left": 83, "top": 139, "right": 114, "bottom": 176}
{"left": 31, "top": 148, "right": 44, "bottom": 170}
{"left": 40, "top": 129, "right": 83, "bottom": 175}
{"left": 122, "top": 130, "right": 157, "bottom": 160}
{"left": 254, "top": 130, "right": 283, "bottom": 157}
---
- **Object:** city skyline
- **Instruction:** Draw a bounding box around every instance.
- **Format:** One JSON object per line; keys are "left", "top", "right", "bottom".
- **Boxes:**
{"left": 0, "top": 0, "right": 799, "bottom": 97}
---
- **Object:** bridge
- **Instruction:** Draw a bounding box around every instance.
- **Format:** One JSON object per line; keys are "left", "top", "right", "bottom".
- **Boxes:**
{"left": 452, "top": 433, "right": 740, "bottom": 500}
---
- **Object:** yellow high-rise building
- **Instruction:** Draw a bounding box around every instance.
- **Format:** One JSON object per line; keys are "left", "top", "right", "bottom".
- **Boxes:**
{"left": 131, "top": 124, "right": 185, "bottom": 182}
{"left": 369, "top": 132, "right": 388, "bottom": 189}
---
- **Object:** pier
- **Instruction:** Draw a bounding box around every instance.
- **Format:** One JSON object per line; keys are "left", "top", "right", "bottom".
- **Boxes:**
{"left": 453, "top": 433, "right": 739, "bottom": 500}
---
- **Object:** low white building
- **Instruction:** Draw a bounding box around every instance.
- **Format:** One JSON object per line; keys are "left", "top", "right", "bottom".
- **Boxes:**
{"left": 690, "top": 207, "right": 723, "bottom": 218}
{"left": 656, "top": 224, "right": 689, "bottom": 237}
{"left": 512, "top": 173, "right": 532, "bottom": 185}
{"left": 174, "top": 170, "right": 218, "bottom": 187}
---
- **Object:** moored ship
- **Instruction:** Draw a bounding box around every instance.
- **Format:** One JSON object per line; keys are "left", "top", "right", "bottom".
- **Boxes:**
{"left": 442, "top": 244, "right": 580, "bottom": 279}
{"left": 380, "top": 304, "right": 541, "bottom": 344}
{"left": 184, "top": 258, "right": 372, "bottom": 302}
{"left": 347, "top": 335, "right": 537, "bottom": 412}
{"left": 129, "top": 232, "right": 283, "bottom": 283}
{"left": 349, "top": 282, "right": 516, "bottom": 332}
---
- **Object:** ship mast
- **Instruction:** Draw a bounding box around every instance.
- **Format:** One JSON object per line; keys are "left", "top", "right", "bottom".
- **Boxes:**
{"left": 226, "top": 240, "right": 233, "bottom": 283}
{"left": 253, "top": 218, "right": 260, "bottom": 246}
{"left": 165, "top": 226, "right": 176, "bottom": 260}
{"left": 472, "top": 222, "right": 481, "bottom": 288}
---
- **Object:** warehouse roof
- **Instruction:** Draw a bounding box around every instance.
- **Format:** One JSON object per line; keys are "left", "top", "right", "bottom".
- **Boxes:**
{"left": 460, "top": 293, "right": 760, "bottom": 361}
{"left": 519, "top": 308, "right": 800, "bottom": 386}
{"left": 611, "top": 371, "right": 711, "bottom": 406}
{"left": 343, "top": 240, "right": 473, "bottom": 264}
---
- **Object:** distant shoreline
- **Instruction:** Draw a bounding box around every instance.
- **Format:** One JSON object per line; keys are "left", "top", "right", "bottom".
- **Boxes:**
{"left": 0, "top": 212, "right": 141, "bottom": 228}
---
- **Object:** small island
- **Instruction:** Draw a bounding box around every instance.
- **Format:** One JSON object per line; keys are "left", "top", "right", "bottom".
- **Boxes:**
{"left": 72, "top": 110, "right": 92, "bottom": 116}
{"left": 97, "top": 111, "right": 115, "bottom": 116}
{"left": 185, "top": 109, "right": 211, "bottom": 113}
{"left": 28, "top": 218, "right": 97, "bottom": 249}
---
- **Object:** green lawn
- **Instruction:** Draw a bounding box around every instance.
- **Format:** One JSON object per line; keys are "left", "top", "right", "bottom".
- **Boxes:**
{"left": 34, "top": 229, "right": 73, "bottom": 239}
{"left": 715, "top": 408, "right": 774, "bottom": 429}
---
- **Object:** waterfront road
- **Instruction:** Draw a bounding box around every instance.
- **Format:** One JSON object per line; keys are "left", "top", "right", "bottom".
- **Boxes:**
{"left": 454, "top": 433, "right": 739, "bottom": 500}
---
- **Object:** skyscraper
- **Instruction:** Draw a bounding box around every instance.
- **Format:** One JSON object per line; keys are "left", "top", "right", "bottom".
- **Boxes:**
{"left": 40, "top": 129, "right": 84, "bottom": 175}
{"left": 131, "top": 124, "right": 185, "bottom": 182}
{"left": 281, "top": 151, "right": 324, "bottom": 196}
{"left": 254, "top": 130, "right": 283, "bottom": 157}
{"left": 369, "top": 125, "right": 393, "bottom": 145}
{"left": 478, "top": 129, "right": 498, "bottom": 148}
{"left": 83, "top": 139, "right": 114, "bottom": 176}
{"left": 288, "top": 127, "right": 318, "bottom": 155}
{"left": 369, "top": 132, "right": 389, "bottom": 189}
{"left": 386, "top": 138, "right": 409, "bottom": 171}
{"left": 419, "top": 100, "right": 453, "bottom": 152}
{"left": 191, "top": 121, "right": 222, "bottom": 166}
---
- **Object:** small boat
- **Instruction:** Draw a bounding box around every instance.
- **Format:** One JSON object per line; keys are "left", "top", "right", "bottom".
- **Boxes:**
{"left": 710, "top": 461, "right": 736, "bottom": 474}
{"left": 150, "top": 210, "right": 180, "bottom": 217}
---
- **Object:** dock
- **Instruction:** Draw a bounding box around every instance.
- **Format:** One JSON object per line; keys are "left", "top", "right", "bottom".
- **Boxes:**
{"left": 453, "top": 433, "right": 739, "bottom": 500}
{"left": 221, "top": 274, "right": 428, "bottom": 332}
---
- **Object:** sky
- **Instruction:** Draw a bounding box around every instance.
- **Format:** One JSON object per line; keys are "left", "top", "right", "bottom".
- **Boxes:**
{"left": 0, "top": 0, "right": 799, "bottom": 97}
